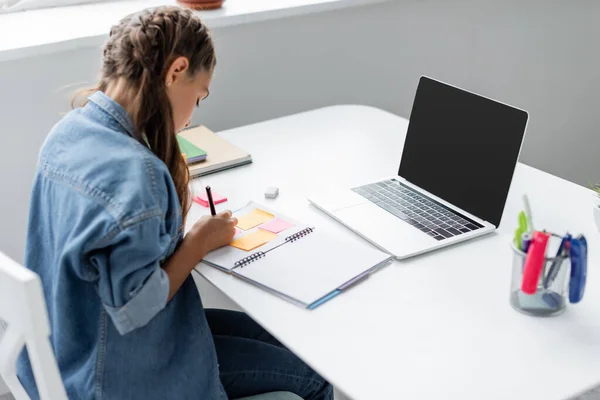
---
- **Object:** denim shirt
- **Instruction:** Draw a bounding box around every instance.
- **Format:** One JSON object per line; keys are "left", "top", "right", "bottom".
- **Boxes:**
{"left": 17, "top": 91, "right": 226, "bottom": 400}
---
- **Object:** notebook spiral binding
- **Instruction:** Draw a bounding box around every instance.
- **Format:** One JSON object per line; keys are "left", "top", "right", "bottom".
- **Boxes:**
{"left": 234, "top": 251, "right": 266, "bottom": 268}
{"left": 285, "top": 227, "right": 315, "bottom": 243}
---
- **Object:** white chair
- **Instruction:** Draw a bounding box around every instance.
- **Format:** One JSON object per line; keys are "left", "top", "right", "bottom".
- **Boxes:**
{"left": 0, "top": 252, "right": 302, "bottom": 400}
{"left": 0, "top": 251, "right": 67, "bottom": 400}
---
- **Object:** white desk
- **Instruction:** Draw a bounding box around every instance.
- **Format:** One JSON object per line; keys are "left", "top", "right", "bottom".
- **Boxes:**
{"left": 189, "top": 105, "right": 600, "bottom": 400}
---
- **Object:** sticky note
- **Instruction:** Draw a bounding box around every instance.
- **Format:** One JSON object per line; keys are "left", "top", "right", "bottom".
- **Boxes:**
{"left": 234, "top": 227, "right": 242, "bottom": 237}
{"left": 236, "top": 209, "right": 274, "bottom": 230}
{"left": 259, "top": 218, "right": 294, "bottom": 234}
{"left": 230, "top": 229, "right": 277, "bottom": 251}
{"left": 193, "top": 192, "right": 227, "bottom": 208}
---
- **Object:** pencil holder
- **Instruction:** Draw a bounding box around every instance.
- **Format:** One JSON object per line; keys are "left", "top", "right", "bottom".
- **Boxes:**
{"left": 510, "top": 236, "right": 569, "bottom": 317}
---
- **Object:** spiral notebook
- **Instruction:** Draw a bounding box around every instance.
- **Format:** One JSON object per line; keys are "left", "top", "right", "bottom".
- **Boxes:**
{"left": 201, "top": 202, "right": 393, "bottom": 309}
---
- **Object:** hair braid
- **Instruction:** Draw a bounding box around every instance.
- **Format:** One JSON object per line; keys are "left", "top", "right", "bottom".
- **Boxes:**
{"left": 74, "top": 6, "right": 216, "bottom": 227}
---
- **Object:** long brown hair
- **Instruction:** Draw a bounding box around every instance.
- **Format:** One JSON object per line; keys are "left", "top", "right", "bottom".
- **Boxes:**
{"left": 74, "top": 6, "right": 216, "bottom": 224}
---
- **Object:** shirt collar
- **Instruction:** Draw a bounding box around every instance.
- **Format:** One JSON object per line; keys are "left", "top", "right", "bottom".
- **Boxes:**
{"left": 88, "top": 91, "right": 136, "bottom": 138}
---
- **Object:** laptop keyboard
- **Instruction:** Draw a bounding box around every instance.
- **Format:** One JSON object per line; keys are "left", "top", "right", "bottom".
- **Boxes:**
{"left": 352, "top": 179, "right": 483, "bottom": 241}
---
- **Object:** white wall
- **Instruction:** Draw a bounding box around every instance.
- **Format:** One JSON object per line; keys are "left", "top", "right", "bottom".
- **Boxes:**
{"left": 200, "top": 0, "right": 600, "bottom": 183}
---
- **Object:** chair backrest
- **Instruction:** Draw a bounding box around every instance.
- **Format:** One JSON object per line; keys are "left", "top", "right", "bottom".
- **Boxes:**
{"left": 0, "top": 251, "right": 67, "bottom": 400}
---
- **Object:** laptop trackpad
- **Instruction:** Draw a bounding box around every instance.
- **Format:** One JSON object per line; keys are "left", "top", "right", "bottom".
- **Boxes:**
{"left": 332, "top": 202, "right": 434, "bottom": 256}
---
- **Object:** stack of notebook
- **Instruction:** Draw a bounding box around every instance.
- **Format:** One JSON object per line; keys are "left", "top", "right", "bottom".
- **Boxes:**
{"left": 201, "top": 202, "right": 393, "bottom": 309}
{"left": 176, "top": 125, "right": 252, "bottom": 178}
{"left": 177, "top": 135, "right": 207, "bottom": 164}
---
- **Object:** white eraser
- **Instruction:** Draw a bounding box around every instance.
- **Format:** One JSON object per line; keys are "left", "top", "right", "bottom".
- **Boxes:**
{"left": 264, "top": 187, "right": 279, "bottom": 199}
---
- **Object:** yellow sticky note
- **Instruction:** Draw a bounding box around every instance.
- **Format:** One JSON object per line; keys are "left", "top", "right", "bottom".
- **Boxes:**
{"left": 230, "top": 229, "right": 277, "bottom": 252}
{"left": 236, "top": 209, "right": 274, "bottom": 230}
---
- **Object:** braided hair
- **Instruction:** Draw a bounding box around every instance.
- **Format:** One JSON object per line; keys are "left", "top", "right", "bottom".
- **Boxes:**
{"left": 75, "top": 6, "right": 216, "bottom": 226}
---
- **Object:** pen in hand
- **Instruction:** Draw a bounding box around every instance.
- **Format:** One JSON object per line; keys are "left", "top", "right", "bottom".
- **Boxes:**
{"left": 205, "top": 186, "right": 217, "bottom": 216}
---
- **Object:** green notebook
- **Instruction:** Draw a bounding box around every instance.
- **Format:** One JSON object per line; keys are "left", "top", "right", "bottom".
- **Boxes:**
{"left": 177, "top": 135, "right": 207, "bottom": 164}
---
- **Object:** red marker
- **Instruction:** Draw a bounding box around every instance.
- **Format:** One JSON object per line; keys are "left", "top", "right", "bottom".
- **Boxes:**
{"left": 521, "top": 231, "right": 550, "bottom": 295}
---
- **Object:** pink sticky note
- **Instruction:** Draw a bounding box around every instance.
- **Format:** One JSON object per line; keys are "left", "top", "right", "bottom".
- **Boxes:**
{"left": 259, "top": 218, "right": 294, "bottom": 234}
{"left": 193, "top": 192, "right": 227, "bottom": 208}
{"left": 234, "top": 227, "right": 242, "bottom": 236}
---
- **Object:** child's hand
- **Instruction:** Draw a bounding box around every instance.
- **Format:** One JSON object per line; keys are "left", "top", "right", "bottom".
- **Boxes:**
{"left": 185, "top": 211, "right": 238, "bottom": 260}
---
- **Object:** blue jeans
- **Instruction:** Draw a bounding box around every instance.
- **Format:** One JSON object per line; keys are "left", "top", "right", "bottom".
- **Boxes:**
{"left": 206, "top": 309, "right": 334, "bottom": 400}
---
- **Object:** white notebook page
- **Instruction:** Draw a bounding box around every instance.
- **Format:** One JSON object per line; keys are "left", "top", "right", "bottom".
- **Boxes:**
{"left": 233, "top": 229, "right": 391, "bottom": 306}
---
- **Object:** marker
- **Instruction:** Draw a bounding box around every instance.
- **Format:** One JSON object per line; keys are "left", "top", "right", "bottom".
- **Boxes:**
{"left": 205, "top": 186, "right": 216, "bottom": 216}
{"left": 514, "top": 211, "right": 527, "bottom": 247}
{"left": 521, "top": 231, "right": 550, "bottom": 295}
{"left": 569, "top": 235, "right": 587, "bottom": 304}
{"left": 522, "top": 194, "right": 534, "bottom": 232}
{"left": 520, "top": 232, "right": 532, "bottom": 253}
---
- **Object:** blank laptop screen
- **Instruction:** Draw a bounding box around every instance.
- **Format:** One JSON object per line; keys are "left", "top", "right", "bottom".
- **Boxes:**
{"left": 398, "top": 77, "right": 528, "bottom": 227}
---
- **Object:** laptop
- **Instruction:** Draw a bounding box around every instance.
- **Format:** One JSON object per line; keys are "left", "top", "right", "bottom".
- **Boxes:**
{"left": 308, "top": 76, "right": 529, "bottom": 259}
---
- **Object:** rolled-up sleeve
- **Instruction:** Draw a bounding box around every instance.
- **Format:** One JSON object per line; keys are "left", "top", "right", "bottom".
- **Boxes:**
{"left": 103, "top": 267, "right": 169, "bottom": 335}
{"left": 90, "top": 213, "right": 173, "bottom": 335}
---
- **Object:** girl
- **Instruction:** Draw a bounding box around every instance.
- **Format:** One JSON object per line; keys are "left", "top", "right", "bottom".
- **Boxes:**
{"left": 18, "top": 6, "right": 333, "bottom": 400}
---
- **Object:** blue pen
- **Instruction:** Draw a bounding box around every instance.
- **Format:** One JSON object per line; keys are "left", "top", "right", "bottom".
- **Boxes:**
{"left": 520, "top": 232, "right": 532, "bottom": 253}
{"left": 569, "top": 235, "right": 587, "bottom": 304}
{"left": 307, "top": 290, "right": 341, "bottom": 310}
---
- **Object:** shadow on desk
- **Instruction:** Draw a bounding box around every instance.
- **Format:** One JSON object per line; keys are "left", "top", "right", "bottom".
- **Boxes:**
{"left": 394, "top": 231, "right": 501, "bottom": 264}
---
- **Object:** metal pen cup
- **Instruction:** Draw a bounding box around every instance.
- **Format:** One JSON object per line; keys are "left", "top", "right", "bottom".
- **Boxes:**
{"left": 510, "top": 234, "right": 570, "bottom": 317}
